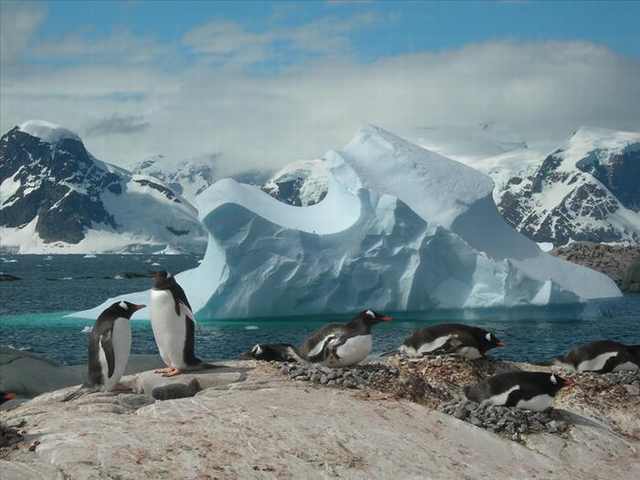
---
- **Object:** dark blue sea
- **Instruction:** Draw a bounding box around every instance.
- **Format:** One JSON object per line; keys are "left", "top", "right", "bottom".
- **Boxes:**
{"left": 1, "top": 254, "right": 639, "bottom": 366}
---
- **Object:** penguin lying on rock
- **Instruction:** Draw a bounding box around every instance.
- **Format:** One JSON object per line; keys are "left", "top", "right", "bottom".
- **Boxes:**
{"left": 464, "top": 371, "right": 574, "bottom": 412}
{"left": 553, "top": 340, "right": 640, "bottom": 373}
{"left": 399, "top": 323, "right": 504, "bottom": 360}
{"left": 241, "top": 309, "right": 393, "bottom": 367}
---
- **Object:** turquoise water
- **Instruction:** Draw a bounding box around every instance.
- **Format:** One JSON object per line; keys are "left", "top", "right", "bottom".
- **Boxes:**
{"left": 2, "top": 297, "right": 640, "bottom": 366}
{"left": 2, "top": 254, "right": 640, "bottom": 366}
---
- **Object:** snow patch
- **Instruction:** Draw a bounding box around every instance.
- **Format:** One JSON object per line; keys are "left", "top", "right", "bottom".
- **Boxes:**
{"left": 18, "top": 120, "right": 81, "bottom": 143}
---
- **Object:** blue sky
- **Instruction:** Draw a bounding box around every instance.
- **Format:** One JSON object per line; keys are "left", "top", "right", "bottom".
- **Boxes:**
{"left": 1, "top": 1, "right": 639, "bottom": 172}
{"left": 28, "top": 1, "right": 640, "bottom": 63}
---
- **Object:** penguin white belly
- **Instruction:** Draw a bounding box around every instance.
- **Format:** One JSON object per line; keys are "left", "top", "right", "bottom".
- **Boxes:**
{"left": 150, "top": 289, "right": 187, "bottom": 369}
{"left": 577, "top": 351, "right": 619, "bottom": 372}
{"left": 516, "top": 394, "right": 553, "bottom": 412}
{"left": 99, "top": 318, "right": 131, "bottom": 391}
{"left": 325, "top": 335, "right": 372, "bottom": 367}
{"left": 613, "top": 361, "right": 639, "bottom": 372}
{"left": 418, "top": 335, "right": 453, "bottom": 355}
{"left": 455, "top": 346, "right": 482, "bottom": 360}
{"left": 481, "top": 385, "right": 519, "bottom": 407}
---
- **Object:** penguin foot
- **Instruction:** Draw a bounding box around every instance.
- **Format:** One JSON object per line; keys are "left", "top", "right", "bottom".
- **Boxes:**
{"left": 154, "top": 367, "right": 174, "bottom": 374}
{"left": 162, "top": 368, "right": 184, "bottom": 377}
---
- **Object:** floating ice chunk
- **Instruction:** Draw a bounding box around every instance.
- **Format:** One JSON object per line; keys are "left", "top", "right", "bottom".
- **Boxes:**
{"left": 72, "top": 126, "right": 621, "bottom": 320}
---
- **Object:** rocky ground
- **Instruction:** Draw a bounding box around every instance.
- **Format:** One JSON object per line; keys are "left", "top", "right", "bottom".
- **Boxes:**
{"left": 2, "top": 352, "right": 640, "bottom": 479}
{"left": 278, "top": 355, "right": 640, "bottom": 442}
{"left": 551, "top": 242, "right": 640, "bottom": 291}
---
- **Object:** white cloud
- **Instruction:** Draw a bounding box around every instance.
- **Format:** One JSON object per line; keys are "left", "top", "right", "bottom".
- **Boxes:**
{"left": 181, "top": 12, "right": 383, "bottom": 65}
{"left": 1, "top": 11, "right": 638, "bottom": 180}
{"left": 33, "top": 29, "right": 171, "bottom": 64}
{"left": 0, "top": 1, "right": 46, "bottom": 65}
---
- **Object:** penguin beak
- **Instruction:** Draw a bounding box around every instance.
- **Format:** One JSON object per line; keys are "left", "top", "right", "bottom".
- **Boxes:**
{"left": 379, "top": 315, "right": 393, "bottom": 322}
{"left": 563, "top": 378, "right": 576, "bottom": 388}
{"left": 496, "top": 340, "right": 505, "bottom": 347}
{"left": 3, "top": 392, "right": 16, "bottom": 401}
{"left": 133, "top": 304, "right": 146, "bottom": 311}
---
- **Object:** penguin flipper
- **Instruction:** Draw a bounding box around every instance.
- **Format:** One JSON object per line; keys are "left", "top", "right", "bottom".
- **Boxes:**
{"left": 100, "top": 332, "right": 116, "bottom": 378}
{"left": 182, "top": 303, "right": 202, "bottom": 366}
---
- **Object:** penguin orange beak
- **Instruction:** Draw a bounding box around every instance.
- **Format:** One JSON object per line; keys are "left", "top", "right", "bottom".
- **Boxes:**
{"left": 496, "top": 340, "right": 505, "bottom": 347}
{"left": 379, "top": 315, "right": 393, "bottom": 322}
{"left": 3, "top": 392, "right": 16, "bottom": 401}
{"left": 563, "top": 378, "right": 576, "bottom": 388}
{"left": 133, "top": 304, "right": 146, "bottom": 311}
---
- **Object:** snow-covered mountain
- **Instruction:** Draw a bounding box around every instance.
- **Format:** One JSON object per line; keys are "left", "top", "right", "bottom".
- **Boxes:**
{"left": 131, "top": 155, "right": 216, "bottom": 203}
{"left": 494, "top": 127, "right": 640, "bottom": 247}
{"left": 267, "top": 126, "right": 640, "bottom": 248}
{"left": 132, "top": 155, "right": 270, "bottom": 204}
{"left": 76, "top": 125, "right": 620, "bottom": 320}
{"left": 262, "top": 160, "right": 328, "bottom": 206}
{"left": 0, "top": 121, "right": 206, "bottom": 254}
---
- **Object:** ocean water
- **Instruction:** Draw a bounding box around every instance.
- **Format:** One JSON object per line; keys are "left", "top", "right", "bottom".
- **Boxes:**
{"left": 1, "top": 255, "right": 640, "bottom": 366}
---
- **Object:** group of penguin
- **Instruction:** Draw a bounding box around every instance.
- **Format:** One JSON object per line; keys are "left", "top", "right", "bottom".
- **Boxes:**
{"left": 82, "top": 271, "right": 640, "bottom": 414}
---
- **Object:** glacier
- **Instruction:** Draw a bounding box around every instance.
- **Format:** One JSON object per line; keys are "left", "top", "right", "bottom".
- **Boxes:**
{"left": 74, "top": 126, "right": 621, "bottom": 319}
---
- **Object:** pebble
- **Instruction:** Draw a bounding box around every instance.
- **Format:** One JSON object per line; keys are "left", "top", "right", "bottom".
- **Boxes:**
{"left": 439, "top": 400, "right": 569, "bottom": 438}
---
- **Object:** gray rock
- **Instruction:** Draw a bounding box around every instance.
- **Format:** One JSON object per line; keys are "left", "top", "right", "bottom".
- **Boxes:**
{"left": 152, "top": 379, "right": 201, "bottom": 401}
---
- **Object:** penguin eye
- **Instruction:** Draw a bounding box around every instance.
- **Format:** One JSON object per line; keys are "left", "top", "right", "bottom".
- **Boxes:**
{"left": 119, "top": 301, "right": 128, "bottom": 310}
{"left": 365, "top": 310, "right": 375, "bottom": 318}
{"left": 550, "top": 374, "right": 558, "bottom": 384}
{"left": 485, "top": 333, "right": 492, "bottom": 341}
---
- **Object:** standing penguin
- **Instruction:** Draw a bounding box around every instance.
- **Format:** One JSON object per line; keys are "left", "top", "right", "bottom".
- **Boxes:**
{"left": 399, "top": 323, "right": 504, "bottom": 360}
{"left": 464, "top": 371, "right": 574, "bottom": 411}
{"left": 553, "top": 340, "right": 640, "bottom": 373}
{"left": 242, "top": 309, "right": 392, "bottom": 367}
{"left": 88, "top": 301, "right": 145, "bottom": 391}
{"left": 150, "top": 271, "right": 203, "bottom": 377}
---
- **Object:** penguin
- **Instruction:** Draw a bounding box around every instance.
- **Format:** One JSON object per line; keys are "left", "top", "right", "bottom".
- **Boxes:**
{"left": 0, "top": 391, "right": 16, "bottom": 405}
{"left": 399, "top": 323, "right": 504, "bottom": 360}
{"left": 239, "top": 343, "right": 303, "bottom": 363}
{"left": 88, "top": 301, "right": 145, "bottom": 391}
{"left": 243, "top": 309, "right": 393, "bottom": 367}
{"left": 552, "top": 340, "right": 640, "bottom": 373}
{"left": 150, "top": 271, "right": 203, "bottom": 377}
{"left": 464, "top": 371, "right": 574, "bottom": 412}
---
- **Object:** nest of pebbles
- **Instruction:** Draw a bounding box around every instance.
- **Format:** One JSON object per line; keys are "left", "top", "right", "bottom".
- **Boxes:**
{"left": 278, "top": 356, "right": 576, "bottom": 441}
{"left": 277, "top": 356, "right": 639, "bottom": 441}
{"left": 439, "top": 400, "right": 569, "bottom": 441}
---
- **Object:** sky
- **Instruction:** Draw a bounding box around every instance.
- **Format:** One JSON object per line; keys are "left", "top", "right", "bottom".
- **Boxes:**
{"left": 1, "top": 0, "right": 639, "bottom": 174}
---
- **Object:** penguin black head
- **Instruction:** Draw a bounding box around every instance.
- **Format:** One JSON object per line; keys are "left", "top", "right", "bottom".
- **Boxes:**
{"left": 0, "top": 391, "right": 16, "bottom": 405}
{"left": 479, "top": 331, "right": 505, "bottom": 351}
{"left": 239, "top": 343, "right": 298, "bottom": 362}
{"left": 106, "top": 300, "right": 146, "bottom": 319}
{"left": 153, "top": 270, "right": 175, "bottom": 289}
{"left": 546, "top": 373, "right": 574, "bottom": 395}
{"left": 356, "top": 309, "right": 393, "bottom": 326}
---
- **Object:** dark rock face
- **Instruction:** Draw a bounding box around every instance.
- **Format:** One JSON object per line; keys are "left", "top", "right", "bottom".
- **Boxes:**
{"left": 0, "top": 127, "right": 119, "bottom": 243}
{"left": 263, "top": 177, "right": 327, "bottom": 207}
{"left": 576, "top": 146, "right": 640, "bottom": 212}
{"left": 133, "top": 178, "right": 181, "bottom": 203}
{"left": 623, "top": 258, "right": 640, "bottom": 293}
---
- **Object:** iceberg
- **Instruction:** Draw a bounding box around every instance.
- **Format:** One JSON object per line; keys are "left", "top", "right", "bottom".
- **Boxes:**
{"left": 73, "top": 126, "right": 621, "bottom": 320}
